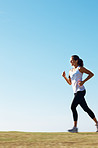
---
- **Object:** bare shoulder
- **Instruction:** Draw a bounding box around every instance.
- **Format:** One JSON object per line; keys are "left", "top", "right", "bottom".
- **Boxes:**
{"left": 69, "top": 68, "right": 74, "bottom": 72}
{"left": 69, "top": 68, "right": 73, "bottom": 74}
{"left": 69, "top": 69, "right": 71, "bottom": 75}
{"left": 79, "top": 66, "right": 87, "bottom": 72}
{"left": 69, "top": 69, "right": 72, "bottom": 72}
{"left": 78, "top": 66, "right": 84, "bottom": 73}
{"left": 79, "top": 66, "right": 94, "bottom": 75}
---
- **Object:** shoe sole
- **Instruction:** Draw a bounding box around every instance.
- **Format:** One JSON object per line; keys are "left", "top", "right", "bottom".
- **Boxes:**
{"left": 68, "top": 130, "right": 78, "bottom": 133}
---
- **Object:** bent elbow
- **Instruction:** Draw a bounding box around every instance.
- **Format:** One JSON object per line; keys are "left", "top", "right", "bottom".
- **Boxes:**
{"left": 92, "top": 73, "right": 94, "bottom": 77}
{"left": 90, "top": 73, "right": 94, "bottom": 78}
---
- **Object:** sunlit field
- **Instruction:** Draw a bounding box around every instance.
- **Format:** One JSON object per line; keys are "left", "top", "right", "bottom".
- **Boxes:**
{"left": 0, "top": 132, "right": 98, "bottom": 148}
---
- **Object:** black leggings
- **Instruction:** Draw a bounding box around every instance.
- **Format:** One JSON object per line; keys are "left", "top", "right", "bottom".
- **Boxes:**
{"left": 71, "top": 90, "right": 95, "bottom": 121}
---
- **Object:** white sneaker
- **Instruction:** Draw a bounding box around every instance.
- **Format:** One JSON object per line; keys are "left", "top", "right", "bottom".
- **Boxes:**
{"left": 68, "top": 127, "right": 78, "bottom": 133}
{"left": 95, "top": 122, "right": 98, "bottom": 132}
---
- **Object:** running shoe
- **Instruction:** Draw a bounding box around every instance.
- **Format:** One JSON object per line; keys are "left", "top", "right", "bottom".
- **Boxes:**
{"left": 68, "top": 127, "right": 78, "bottom": 133}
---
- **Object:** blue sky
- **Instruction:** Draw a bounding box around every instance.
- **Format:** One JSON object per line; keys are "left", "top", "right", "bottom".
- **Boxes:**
{"left": 0, "top": 0, "right": 98, "bottom": 132}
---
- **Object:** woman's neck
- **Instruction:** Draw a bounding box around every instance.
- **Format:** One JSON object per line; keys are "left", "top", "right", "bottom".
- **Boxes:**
{"left": 73, "top": 65, "right": 78, "bottom": 69}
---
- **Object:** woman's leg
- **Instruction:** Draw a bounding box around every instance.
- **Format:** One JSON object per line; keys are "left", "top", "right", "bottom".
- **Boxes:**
{"left": 79, "top": 97, "right": 96, "bottom": 122}
{"left": 68, "top": 96, "right": 79, "bottom": 133}
{"left": 80, "top": 98, "right": 98, "bottom": 131}
{"left": 71, "top": 95, "right": 79, "bottom": 127}
{"left": 74, "top": 121, "right": 77, "bottom": 127}
{"left": 93, "top": 117, "right": 98, "bottom": 124}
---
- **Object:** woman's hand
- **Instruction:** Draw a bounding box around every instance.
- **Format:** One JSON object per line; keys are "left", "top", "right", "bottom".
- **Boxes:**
{"left": 62, "top": 71, "right": 72, "bottom": 85}
{"left": 78, "top": 81, "right": 84, "bottom": 86}
{"left": 62, "top": 71, "right": 66, "bottom": 78}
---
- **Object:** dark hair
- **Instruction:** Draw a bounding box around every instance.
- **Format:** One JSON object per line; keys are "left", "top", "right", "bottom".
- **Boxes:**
{"left": 72, "top": 55, "right": 84, "bottom": 67}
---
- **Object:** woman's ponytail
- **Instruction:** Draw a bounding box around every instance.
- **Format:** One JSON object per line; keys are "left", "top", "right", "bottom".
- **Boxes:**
{"left": 78, "top": 58, "right": 83, "bottom": 67}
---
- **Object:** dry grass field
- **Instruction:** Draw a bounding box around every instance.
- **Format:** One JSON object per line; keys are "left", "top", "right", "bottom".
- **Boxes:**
{"left": 0, "top": 132, "right": 98, "bottom": 148}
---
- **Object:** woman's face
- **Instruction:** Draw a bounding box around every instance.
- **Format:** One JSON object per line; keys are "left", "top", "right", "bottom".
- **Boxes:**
{"left": 70, "top": 56, "right": 78, "bottom": 67}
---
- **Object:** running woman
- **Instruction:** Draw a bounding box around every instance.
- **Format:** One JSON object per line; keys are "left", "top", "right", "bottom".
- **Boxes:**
{"left": 62, "top": 55, "right": 98, "bottom": 133}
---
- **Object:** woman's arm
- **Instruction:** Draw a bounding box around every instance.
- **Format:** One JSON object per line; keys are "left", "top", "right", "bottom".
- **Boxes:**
{"left": 78, "top": 67, "right": 94, "bottom": 86}
{"left": 62, "top": 71, "right": 72, "bottom": 85}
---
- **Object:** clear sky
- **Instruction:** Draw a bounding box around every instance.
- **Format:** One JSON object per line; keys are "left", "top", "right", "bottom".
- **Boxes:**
{"left": 0, "top": 0, "right": 98, "bottom": 132}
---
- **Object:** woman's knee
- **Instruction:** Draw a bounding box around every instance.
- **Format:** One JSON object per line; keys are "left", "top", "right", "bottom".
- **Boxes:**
{"left": 83, "top": 107, "right": 95, "bottom": 118}
{"left": 83, "top": 107, "right": 89, "bottom": 112}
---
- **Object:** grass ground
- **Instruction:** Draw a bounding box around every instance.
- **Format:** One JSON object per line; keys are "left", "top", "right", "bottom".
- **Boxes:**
{"left": 0, "top": 132, "right": 98, "bottom": 148}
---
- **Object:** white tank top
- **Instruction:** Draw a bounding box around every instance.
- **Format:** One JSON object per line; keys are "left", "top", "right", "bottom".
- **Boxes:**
{"left": 69, "top": 66, "right": 85, "bottom": 93}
